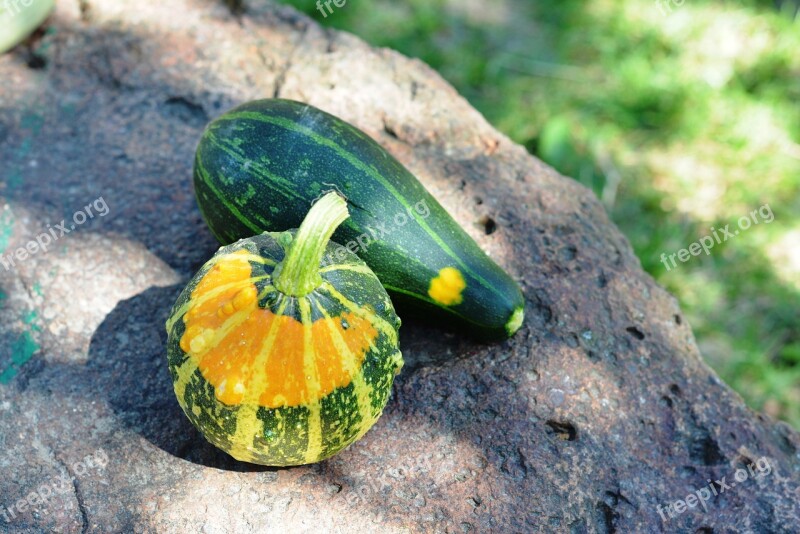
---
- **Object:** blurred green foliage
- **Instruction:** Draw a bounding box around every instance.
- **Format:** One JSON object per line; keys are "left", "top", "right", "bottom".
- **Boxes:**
{"left": 281, "top": 0, "right": 800, "bottom": 427}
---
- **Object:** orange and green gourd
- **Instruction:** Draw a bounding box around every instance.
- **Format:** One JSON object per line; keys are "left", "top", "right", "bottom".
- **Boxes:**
{"left": 165, "top": 192, "right": 403, "bottom": 466}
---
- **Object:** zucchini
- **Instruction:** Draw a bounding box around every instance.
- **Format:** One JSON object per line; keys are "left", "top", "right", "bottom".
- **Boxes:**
{"left": 194, "top": 99, "right": 524, "bottom": 338}
{"left": 166, "top": 193, "right": 403, "bottom": 466}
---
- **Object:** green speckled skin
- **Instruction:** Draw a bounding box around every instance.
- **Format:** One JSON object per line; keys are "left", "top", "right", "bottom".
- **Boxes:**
{"left": 193, "top": 99, "right": 525, "bottom": 339}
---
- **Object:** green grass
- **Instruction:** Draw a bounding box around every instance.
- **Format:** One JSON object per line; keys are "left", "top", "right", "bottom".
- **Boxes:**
{"left": 281, "top": 0, "right": 800, "bottom": 428}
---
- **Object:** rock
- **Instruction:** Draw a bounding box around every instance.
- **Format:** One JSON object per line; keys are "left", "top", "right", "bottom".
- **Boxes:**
{"left": 0, "top": 1, "right": 798, "bottom": 532}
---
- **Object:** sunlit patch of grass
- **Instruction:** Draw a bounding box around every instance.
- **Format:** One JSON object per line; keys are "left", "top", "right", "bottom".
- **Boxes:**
{"left": 767, "top": 228, "right": 800, "bottom": 290}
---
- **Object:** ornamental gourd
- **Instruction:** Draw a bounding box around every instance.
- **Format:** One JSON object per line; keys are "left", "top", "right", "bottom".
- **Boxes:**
{"left": 165, "top": 192, "right": 403, "bottom": 466}
{"left": 193, "top": 99, "right": 525, "bottom": 339}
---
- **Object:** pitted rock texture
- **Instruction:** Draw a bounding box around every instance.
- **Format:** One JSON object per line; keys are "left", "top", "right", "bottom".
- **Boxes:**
{"left": 0, "top": 1, "right": 798, "bottom": 532}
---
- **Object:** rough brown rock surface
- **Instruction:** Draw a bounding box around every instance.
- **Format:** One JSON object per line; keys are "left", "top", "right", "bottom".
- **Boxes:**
{"left": 0, "top": 1, "right": 798, "bottom": 532}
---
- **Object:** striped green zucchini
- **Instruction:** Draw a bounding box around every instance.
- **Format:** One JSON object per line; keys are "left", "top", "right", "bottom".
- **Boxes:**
{"left": 194, "top": 99, "right": 525, "bottom": 339}
{"left": 166, "top": 193, "right": 402, "bottom": 465}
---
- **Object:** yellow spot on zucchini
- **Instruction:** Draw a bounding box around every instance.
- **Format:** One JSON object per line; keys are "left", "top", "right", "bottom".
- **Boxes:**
{"left": 428, "top": 267, "right": 466, "bottom": 306}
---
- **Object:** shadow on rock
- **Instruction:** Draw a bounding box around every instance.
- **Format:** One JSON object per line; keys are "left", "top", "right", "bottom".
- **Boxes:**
{"left": 86, "top": 283, "right": 486, "bottom": 472}
{"left": 87, "top": 284, "right": 276, "bottom": 472}
{"left": 397, "top": 313, "right": 491, "bottom": 370}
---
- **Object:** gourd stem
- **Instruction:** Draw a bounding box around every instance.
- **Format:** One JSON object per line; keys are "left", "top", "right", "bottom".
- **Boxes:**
{"left": 274, "top": 192, "right": 349, "bottom": 297}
